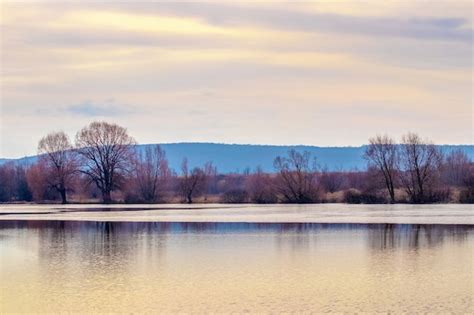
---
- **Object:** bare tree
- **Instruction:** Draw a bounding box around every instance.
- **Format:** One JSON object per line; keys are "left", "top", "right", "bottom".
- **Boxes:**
{"left": 459, "top": 164, "right": 474, "bottom": 203}
{"left": 134, "top": 145, "right": 171, "bottom": 203}
{"left": 38, "top": 131, "right": 77, "bottom": 204}
{"left": 398, "top": 133, "right": 442, "bottom": 203}
{"left": 14, "top": 164, "right": 32, "bottom": 201}
{"left": 245, "top": 166, "right": 276, "bottom": 203}
{"left": 0, "top": 163, "right": 16, "bottom": 202}
{"left": 319, "top": 166, "right": 346, "bottom": 194}
{"left": 75, "top": 121, "right": 136, "bottom": 203}
{"left": 203, "top": 161, "right": 217, "bottom": 200}
{"left": 26, "top": 160, "right": 50, "bottom": 201}
{"left": 364, "top": 134, "right": 398, "bottom": 203}
{"left": 273, "top": 150, "right": 318, "bottom": 203}
{"left": 441, "top": 149, "right": 471, "bottom": 187}
{"left": 179, "top": 158, "right": 209, "bottom": 204}
{"left": 0, "top": 163, "right": 32, "bottom": 202}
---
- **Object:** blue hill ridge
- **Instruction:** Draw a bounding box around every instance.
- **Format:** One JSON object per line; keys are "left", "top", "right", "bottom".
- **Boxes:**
{"left": 1, "top": 143, "right": 473, "bottom": 174}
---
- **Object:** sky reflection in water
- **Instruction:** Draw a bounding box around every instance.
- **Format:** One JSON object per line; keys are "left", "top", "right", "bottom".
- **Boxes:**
{"left": 0, "top": 221, "right": 472, "bottom": 313}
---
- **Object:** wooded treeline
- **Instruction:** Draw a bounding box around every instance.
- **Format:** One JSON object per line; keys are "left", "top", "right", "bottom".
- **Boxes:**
{"left": 0, "top": 121, "right": 472, "bottom": 204}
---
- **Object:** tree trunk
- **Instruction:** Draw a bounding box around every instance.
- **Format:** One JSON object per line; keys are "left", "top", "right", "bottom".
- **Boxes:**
{"left": 103, "top": 190, "right": 112, "bottom": 204}
{"left": 389, "top": 187, "right": 395, "bottom": 204}
{"left": 59, "top": 188, "right": 67, "bottom": 204}
{"left": 388, "top": 179, "right": 395, "bottom": 203}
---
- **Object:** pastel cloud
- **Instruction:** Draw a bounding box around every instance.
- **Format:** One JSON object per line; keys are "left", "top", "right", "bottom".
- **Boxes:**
{"left": 65, "top": 100, "right": 134, "bottom": 117}
{"left": 0, "top": 2, "right": 472, "bottom": 158}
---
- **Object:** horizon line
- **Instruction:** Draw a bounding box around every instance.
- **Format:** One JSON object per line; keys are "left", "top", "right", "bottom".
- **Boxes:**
{"left": 1, "top": 141, "right": 473, "bottom": 161}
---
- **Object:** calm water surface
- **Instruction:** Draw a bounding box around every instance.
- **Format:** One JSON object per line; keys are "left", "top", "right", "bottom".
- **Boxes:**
{"left": 1, "top": 220, "right": 472, "bottom": 313}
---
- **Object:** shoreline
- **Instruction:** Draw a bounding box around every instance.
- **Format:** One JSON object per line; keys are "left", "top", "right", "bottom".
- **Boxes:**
{"left": 1, "top": 219, "right": 473, "bottom": 228}
{"left": 0, "top": 204, "right": 472, "bottom": 225}
{"left": 0, "top": 201, "right": 470, "bottom": 205}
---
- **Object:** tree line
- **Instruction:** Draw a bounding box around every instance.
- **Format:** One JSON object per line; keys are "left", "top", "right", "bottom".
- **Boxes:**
{"left": 0, "top": 121, "right": 472, "bottom": 204}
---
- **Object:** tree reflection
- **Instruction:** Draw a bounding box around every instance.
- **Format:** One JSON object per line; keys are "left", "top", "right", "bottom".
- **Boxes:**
{"left": 0, "top": 220, "right": 471, "bottom": 261}
{"left": 367, "top": 224, "right": 471, "bottom": 251}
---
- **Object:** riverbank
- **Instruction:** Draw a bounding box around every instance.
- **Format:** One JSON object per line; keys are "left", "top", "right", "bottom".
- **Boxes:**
{"left": 1, "top": 204, "right": 473, "bottom": 225}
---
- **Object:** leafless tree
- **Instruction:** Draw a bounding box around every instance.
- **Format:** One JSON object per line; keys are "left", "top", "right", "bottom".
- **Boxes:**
{"left": 459, "top": 164, "right": 474, "bottom": 203}
{"left": 14, "top": 164, "right": 32, "bottom": 201}
{"left": 364, "top": 134, "right": 398, "bottom": 203}
{"left": 37, "top": 131, "right": 78, "bottom": 204}
{"left": 273, "top": 150, "right": 318, "bottom": 203}
{"left": 0, "top": 163, "right": 32, "bottom": 202}
{"left": 26, "top": 160, "right": 50, "bottom": 201}
{"left": 319, "top": 166, "right": 346, "bottom": 194}
{"left": 0, "top": 163, "right": 16, "bottom": 202}
{"left": 245, "top": 166, "right": 277, "bottom": 203}
{"left": 134, "top": 145, "right": 171, "bottom": 203}
{"left": 75, "top": 121, "right": 136, "bottom": 203}
{"left": 441, "top": 149, "right": 472, "bottom": 187}
{"left": 398, "top": 133, "right": 442, "bottom": 203}
{"left": 179, "top": 158, "right": 210, "bottom": 203}
{"left": 203, "top": 161, "right": 217, "bottom": 200}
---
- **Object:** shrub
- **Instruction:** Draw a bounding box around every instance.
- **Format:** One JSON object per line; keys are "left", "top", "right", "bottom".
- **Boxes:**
{"left": 459, "top": 188, "right": 474, "bottom": 203}
{"left": 343, "top": 189, "right": 387, "bottom": 204}
{"left": 424, "top": 188, "right": 451, "bottom": 203}
{"left": 221, "top": 189, "right": 249, "bottom": 203}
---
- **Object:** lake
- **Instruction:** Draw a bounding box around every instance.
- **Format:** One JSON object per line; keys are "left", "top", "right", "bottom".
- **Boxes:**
{"left": 0, "top": 204, "right": 473, "bottom": 313}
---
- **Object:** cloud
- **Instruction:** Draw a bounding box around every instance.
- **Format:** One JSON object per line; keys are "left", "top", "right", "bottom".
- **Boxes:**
{"left": 65, "top": 100, "right": 134, "bottom": 117}
{"left": 0, "top": 2, "right": 472, "bottom": 157}
{"left": 95, "top": 2, "right": 473, "bottom": 42}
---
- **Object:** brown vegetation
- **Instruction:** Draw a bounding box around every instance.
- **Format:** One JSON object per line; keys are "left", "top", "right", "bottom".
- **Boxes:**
{"left": 364, "top": 135, "right": 397, "bottom": 203}
{"left": 273, "top": 150, "right": 319, "bottom": 203}
{"left": 37, "top": 131, "right": 77, "bottom": 203}
{"left": 132, "top": 145, "right": 171, "bottom": 203}
{"left": 178, "top": 159, "right": 214, "bottom": 204}
{"left": 398, "top": 133, "right": 442, "bottom": 203}
{"left": 75, "top": 121, "right": 136, "bottom": 204}
{"left": 0, "top": 122, "right": 472, "bottom": 204}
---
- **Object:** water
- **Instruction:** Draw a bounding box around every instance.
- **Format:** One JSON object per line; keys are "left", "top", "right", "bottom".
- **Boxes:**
{"left": 1, "top": 219, "right": 473, "bottom": 313}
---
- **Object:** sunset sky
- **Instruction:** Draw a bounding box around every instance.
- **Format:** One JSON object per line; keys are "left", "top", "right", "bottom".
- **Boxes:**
{"left": 1, "top": 1, "right": 472, "bottom": 158}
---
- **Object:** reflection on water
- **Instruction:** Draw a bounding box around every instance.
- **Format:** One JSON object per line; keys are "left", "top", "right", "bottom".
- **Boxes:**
{"left": 1, "top": 221, "right": 473, "bottom": 313}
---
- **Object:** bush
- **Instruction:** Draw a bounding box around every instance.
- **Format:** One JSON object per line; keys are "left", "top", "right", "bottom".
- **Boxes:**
{"left": 221, "top": 189, "right": 249, "bottom": 203}
{"left": 250, "top": 193, "right": 278, "bottom": 204}
{"left": 459, "top": 188, "right": 474, "bottom": 203}
{"left": 343, "top": 189, "right": 387, "bottom": 204}
{"left": 459, "top": 173, "right": 474, "bottom": 204}
{"left": 424, "top": 188, "right": 451, "bottom": 203}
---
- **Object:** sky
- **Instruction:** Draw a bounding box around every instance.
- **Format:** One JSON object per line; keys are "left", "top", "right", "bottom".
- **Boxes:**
{"left": 1, "top": 1, "right": 473, "bottom": 158}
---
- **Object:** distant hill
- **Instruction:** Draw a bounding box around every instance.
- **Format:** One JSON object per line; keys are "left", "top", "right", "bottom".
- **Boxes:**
{"left": 154, "top": 143, "right": 368, "bottom": 173}
{"left": 1, "top": 143, "right": 473, "bottom": 173}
